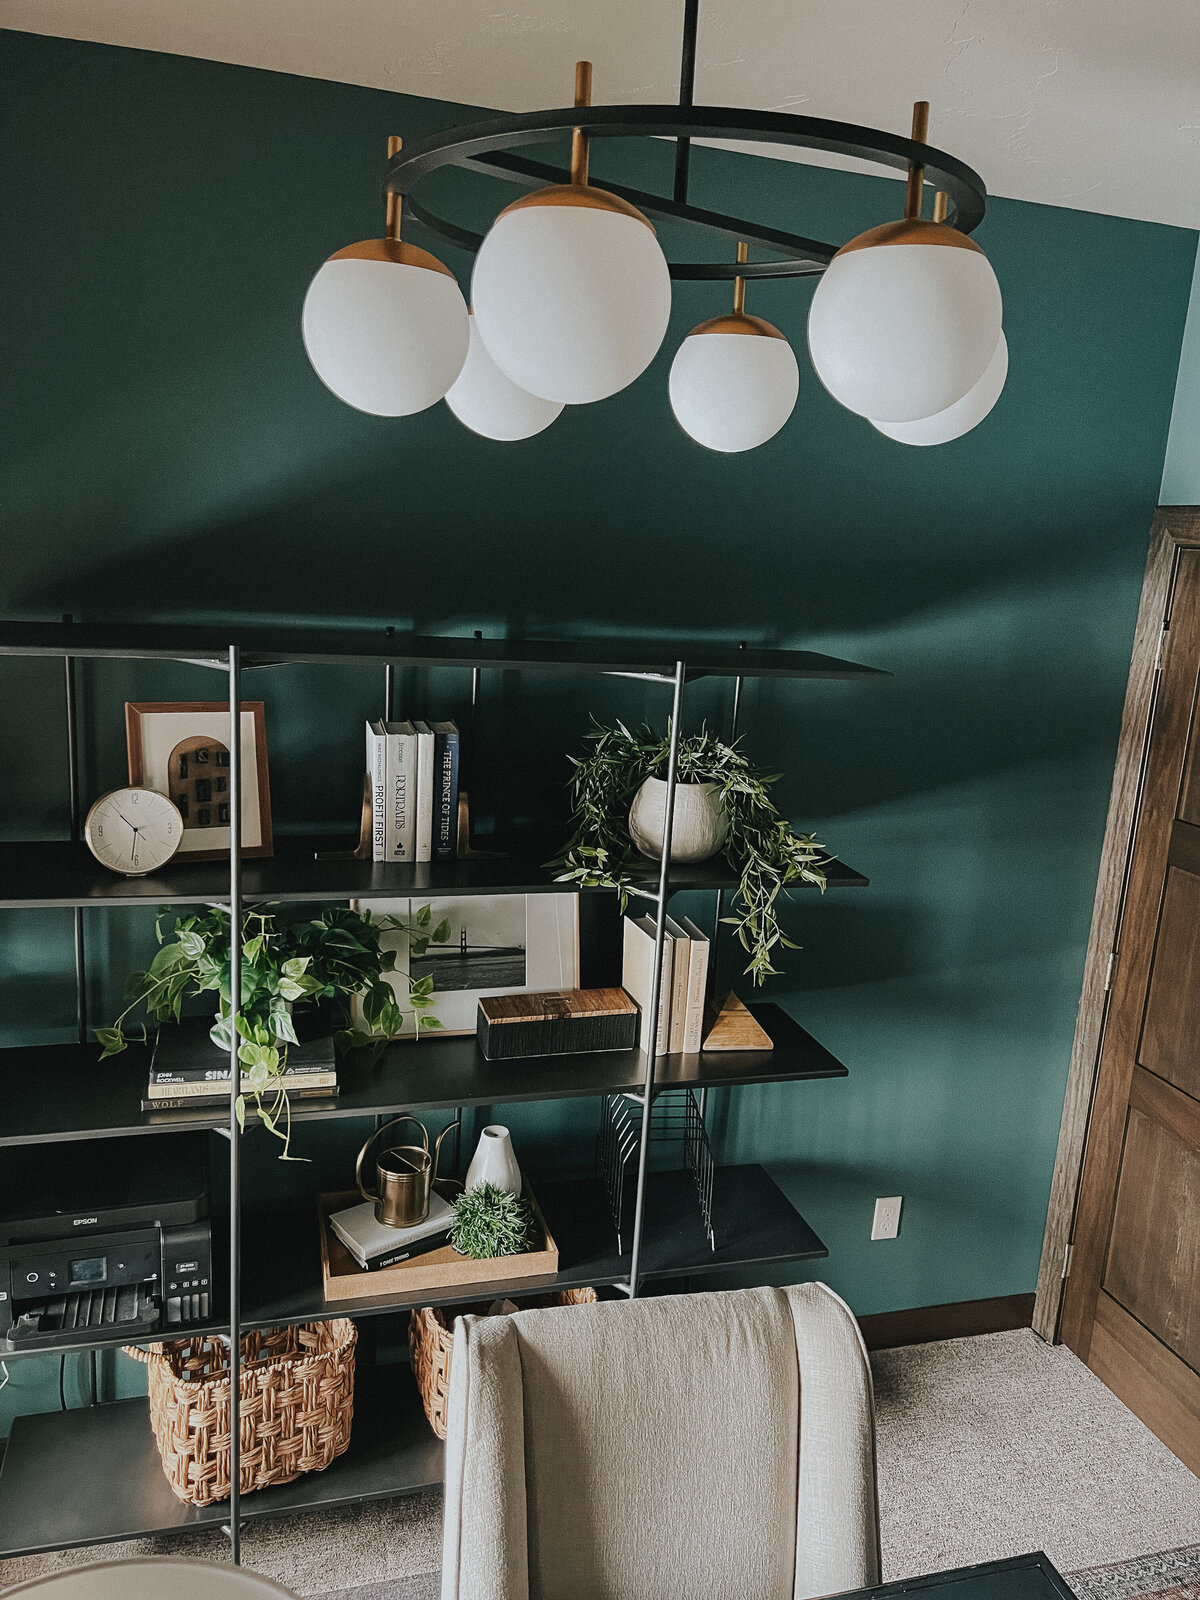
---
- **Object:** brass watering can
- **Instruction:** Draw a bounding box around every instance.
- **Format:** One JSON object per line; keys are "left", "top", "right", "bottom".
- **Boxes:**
{"left": 355, "top": 1114, "right": 460, "bottom": 1229}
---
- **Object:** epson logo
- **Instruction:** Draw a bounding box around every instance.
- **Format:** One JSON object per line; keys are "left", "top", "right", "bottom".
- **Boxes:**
{"left": 73, "top": 1216, "right": 99, "bottom": 1227}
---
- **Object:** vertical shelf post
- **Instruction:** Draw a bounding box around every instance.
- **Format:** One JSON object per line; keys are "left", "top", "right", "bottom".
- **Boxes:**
{"left": 226, "top": 644, "right": 243, "bottom": 1564}
{"left": 627, "top": 660, "right": 686, "bottom": 1296}
{"left": 701, "top": 668, "right": 743, "bottom": 1122}
{"left": 63, "top": 621, "right": 87, "bottom": 1045}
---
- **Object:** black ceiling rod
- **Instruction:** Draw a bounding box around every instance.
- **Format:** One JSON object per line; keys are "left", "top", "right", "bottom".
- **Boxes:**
{"left": 673, "top": 0, "right": 700, "bottom": 203}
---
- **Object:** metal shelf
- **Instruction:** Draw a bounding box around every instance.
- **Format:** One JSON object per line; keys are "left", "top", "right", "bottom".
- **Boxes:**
{"left": 0, "top": 834, "right": 867, "bottom": 910}
{"left": 2, "top": 1166, "right": 827, "bottom": 1362}
{"left": 0, "top": 619, "right": 885, "bottom": 681}
{"left": 0, "top": 1359, "right": 443, "bottom": 1558}
{"left": 0, "top": 1003, "right": 846, "bottom": 1147}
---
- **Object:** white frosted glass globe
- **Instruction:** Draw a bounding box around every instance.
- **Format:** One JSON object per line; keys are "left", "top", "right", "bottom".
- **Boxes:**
{"left": 669, "top": 316, "right": 800, "bottom": 453}
{"left": 471, "top": 188, "right": 672, "bottom": 404}
{"left": 873, "top": 330, "right": 1008, "bottom": 446}
{"left": 302, "top": 240, "right": 469, "bottom": 417}
{"left": 445, "top": 313, "right": 564, "bottom": 440}
{"left": 808, "top": 220, "right": 1002, "bottom": 424}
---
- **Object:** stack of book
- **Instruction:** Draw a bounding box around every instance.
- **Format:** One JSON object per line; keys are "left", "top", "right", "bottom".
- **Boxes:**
{"left": 365, "top": 719, "right": 460, "bottom": 864}
{"left": 621, "top": 914, "right": 711, "bottom": 1056}
{"left": 328, "top": 1192, "right": 454, "bottom": 1272}
{"left": 142, "top": 1020, "right": 339, "bottom": 1112}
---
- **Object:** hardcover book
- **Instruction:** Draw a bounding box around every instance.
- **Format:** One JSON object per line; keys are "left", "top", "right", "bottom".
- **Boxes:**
{"left": 412, "top": 720, "right": 435, "bottom": 863}
{"left": 329, "top": 1193, "right": 454, "bottom": 1269}
{"left": 383, "top": 720, "right": 417, "bottom": 862}
{"left": 430, "top": 721, "right": 460, "bottom": 861}
{"left": 678, "top": 916, "right": 712, "bottom": 1054}
{"left": 622, "top": 915, "right": 674, "bottom": 1056}
{"left": 367, "top": 719, "right": 387, "bottom": 862}
{"left": 150, "top": 1017, "right": 336, "bottom": 1081}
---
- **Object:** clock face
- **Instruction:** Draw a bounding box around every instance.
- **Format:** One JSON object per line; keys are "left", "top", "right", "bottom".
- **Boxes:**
{"left": 84, "top": 787, "right": 184, "bottom": 877}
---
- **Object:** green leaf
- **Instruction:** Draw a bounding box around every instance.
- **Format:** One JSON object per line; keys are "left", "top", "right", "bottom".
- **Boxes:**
{"left": 416, "top": 903, "right": 432, "bottom": 927}
{"left": 431, "top": 918, "right": 452, "bottom": 944}
{"left": 418, "top": 1014, "right": 443, "bottom": 1030}
{"left": 235, "top": 1095, "right": 246, "bottom": 1134}
{"left": 94, "top": 1026, "right": 126, "bottom": 1058}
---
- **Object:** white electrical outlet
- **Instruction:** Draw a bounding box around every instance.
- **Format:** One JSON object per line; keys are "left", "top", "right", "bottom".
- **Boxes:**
{"left": 871, "top": 1196, "right": 902, "bottom": 1240}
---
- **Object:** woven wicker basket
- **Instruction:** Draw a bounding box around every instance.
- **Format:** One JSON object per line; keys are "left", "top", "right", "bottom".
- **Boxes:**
{"left": 409, "top": 1289, "right": 597, "bottom": 1439}
{"left": 126, "top": 1320, "right": 356, "bottom": 1505}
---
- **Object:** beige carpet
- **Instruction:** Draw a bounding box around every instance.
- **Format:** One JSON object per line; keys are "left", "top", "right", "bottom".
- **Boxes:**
{"left": 2, "top": 1328, "right": 1197, "bottom": 1594}
{"left": 873, "top": 1329, "right": 1200, "bottom": 1578}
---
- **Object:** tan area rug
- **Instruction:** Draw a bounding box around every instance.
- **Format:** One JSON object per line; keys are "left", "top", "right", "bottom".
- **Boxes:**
{"left": 1068, "top": 1545, "right": 1200, "bottom": 1600}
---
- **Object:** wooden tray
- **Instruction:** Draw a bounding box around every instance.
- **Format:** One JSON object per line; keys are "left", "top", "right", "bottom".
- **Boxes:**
{"left": 317, "top": 1187, "right": 560, "bottom": 1304}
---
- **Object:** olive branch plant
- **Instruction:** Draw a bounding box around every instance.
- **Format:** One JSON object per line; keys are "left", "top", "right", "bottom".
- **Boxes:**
{"left": 549, "top": 722, "right": 828, "bottom": 984}
{"left": 96, "top": 903, "right": 451, "bottom": 1157}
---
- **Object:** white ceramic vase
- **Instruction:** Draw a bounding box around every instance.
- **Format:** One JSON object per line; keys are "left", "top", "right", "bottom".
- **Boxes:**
{"left": 628, "top": 777, "right": 729, "bottom": 864}
{"left": 465, "top": 1124, "right": 522, "bottom": 1195}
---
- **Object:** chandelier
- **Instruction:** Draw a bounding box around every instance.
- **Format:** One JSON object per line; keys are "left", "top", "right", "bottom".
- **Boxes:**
{"left": 301, "top": 3, "right": 1005, "bottom": 453}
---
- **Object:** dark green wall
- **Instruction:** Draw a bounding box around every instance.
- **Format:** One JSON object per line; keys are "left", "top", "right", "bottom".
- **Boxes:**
{"left": 1, "top": 30, "right": 1195, "bottom": 1433}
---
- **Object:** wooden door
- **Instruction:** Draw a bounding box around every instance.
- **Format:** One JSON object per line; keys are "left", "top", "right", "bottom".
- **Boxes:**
{"left": 1060, "top": 541, "right": 1200, "bottom": 1472}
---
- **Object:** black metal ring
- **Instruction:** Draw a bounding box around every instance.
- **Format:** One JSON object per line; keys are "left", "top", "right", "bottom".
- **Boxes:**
{"left": 384, "top": 103, "right": 987, "bottom": 281}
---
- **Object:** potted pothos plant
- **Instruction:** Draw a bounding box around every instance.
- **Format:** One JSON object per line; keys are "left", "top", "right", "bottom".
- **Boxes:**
{"left": 97, "top": 903, "right": 450, "bottom": 1155}
{"left": 549, "top": 722, "right": 828, "bottom": 984}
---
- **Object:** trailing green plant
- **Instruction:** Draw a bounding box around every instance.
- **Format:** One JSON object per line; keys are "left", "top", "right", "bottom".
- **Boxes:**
{"left": 96, "top": 903, "right": 450, "bottom": 1155}
{"left": 549, "top": 721, "right": 828, "bottom": 984}
{"left": 449, "top": 1183, "right": 536, "bottom": 1260}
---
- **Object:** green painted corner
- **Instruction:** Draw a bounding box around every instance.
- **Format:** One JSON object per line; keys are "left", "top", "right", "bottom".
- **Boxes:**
{"left": 0, "top": 29, "right": 1196, "bottom": 1435}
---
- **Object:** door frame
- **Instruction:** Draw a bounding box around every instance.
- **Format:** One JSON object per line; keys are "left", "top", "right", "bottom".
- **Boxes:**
{"left": 1033, "top": 506, "right": 1200, "bottom": 1341}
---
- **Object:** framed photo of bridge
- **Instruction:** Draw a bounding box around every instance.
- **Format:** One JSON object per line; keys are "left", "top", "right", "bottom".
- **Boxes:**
{"left": 352, "top": 892, "right": 579, "bottom": 1038}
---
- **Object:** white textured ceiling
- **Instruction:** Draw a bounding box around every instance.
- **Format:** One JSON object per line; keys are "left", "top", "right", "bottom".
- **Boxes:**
{"left": 9, "top": 0, "right": 1200, "bottom": 229}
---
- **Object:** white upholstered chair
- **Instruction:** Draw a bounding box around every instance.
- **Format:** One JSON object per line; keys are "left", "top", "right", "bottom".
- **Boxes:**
{"left": 441, "top": 1281, "right": 881, "bottom": 1600}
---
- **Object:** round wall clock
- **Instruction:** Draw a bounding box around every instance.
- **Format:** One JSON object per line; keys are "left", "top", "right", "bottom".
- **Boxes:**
{"left": 84, "top": 787, "right": 184, "bottom": 877}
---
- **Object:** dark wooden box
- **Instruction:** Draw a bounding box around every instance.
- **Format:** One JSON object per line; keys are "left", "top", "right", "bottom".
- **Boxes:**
{"left": 476, "top": 988, "right": 638, "bottom": 1061}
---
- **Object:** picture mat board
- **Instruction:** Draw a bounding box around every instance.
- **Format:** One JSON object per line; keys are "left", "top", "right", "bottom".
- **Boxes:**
{"left": 126, "top": 701, "right": 270, "bottom": 857}
{"left": 354, "top": 893, "right": 579, "bottom": 1037}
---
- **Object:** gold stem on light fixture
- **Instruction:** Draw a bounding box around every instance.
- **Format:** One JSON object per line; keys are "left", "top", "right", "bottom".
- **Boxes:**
{"left": 570, "top": 61, "right": 593, "bottom": 186}
{"left": 386, "top": 135, "right": 403, "bottom": 241}
{"left": 933, "top": 189, "right": 949, "bottom": 224}
{"left": 732, "top": 240, "right": 748, "bottom": 316}
{"left": 904, "top": 101, "right": 929, "bottom": 220}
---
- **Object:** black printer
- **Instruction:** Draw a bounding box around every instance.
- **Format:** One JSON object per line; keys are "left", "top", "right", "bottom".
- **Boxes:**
{"left": 0, "top": 1131, "right": 213, "bottom": 1349}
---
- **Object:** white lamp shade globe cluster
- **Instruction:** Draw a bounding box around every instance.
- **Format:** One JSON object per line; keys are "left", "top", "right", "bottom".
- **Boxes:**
{"left": 808, "top": 219, "right": 1002, "bottom": 425}
{"left": 446, "top": 313, "right": 565, "bottom": 440}
{"left": 302, "top": 240, "right": 469, "bottom": 417}
{"left": 470, "top": 188, "right": 673, "bottom": 405}
{"left": 873, "top": 329, "right": 1008, "bottom": 446}
{"left": 669, "top": 316, "right": 800, "bottom": 453}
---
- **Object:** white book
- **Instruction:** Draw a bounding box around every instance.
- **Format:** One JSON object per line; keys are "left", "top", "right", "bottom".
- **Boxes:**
{"left": 679, "top": 916, "right": 712, "bottom": 1055}
{"left": 664, "top": 917, "right": 692, "bottom": 1055}
{"left": 329, "top": 1192, "right": 453, "bottom": 1268}
{"left": 367, "top": 719, "right": 387, "bottom": 863}
{"left": 412, "top": 720, "right": 435, "bottom": 864}
{"left": 383, "top": 720, "right": 417, "bottom": 862}
{"left": 622, "top": 914, "right": 674, "bottom": 1056}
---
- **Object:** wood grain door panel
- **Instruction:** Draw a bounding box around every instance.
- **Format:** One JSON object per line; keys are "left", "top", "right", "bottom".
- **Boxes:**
{"left": 1089, "top": 1289, "right": 1200, "bottom": 1474}
{"left": 1103, "top": 1093, "right": 1200, "bottom": 1369}
{"left": 1138, "top": 862, "right": 1200, "bottom": 1100}
{"left": 1061, "top": 543, "right": 1200, "bottom": 1471}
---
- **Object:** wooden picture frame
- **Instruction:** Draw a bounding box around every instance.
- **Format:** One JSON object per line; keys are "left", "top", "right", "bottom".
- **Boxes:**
{"left": 125, "top": 700, "right": 273, "bottom": 861}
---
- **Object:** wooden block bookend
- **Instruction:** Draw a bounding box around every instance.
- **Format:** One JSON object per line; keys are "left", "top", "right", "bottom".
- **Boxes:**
{"left": 702, "top": 992, "right": 774, "bottom": 1052}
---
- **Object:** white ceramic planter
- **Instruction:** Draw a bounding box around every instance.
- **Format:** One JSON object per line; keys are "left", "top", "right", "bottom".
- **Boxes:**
{"left": 628, "top": 777, "right": 729, "bottom": 864}
{"left": 465, "top": 1124, "right": 523, "bottom": 1194}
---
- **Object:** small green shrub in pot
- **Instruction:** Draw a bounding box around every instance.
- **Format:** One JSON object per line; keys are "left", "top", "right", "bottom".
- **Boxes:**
{"left": 450, "top": 1184, "right": 536, "bottom": 1259}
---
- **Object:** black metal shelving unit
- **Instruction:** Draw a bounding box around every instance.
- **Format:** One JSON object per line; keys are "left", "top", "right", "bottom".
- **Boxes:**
{"left": 0, "top": 618, "right": 884, "bottom": 1563}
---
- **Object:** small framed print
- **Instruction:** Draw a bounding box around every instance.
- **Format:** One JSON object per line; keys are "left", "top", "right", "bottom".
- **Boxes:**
{"left": 125, "top": 701, "right": 273, "bottom": 860}
{"left": 353, "top": 893, "right": 579, "bottom": 1038}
